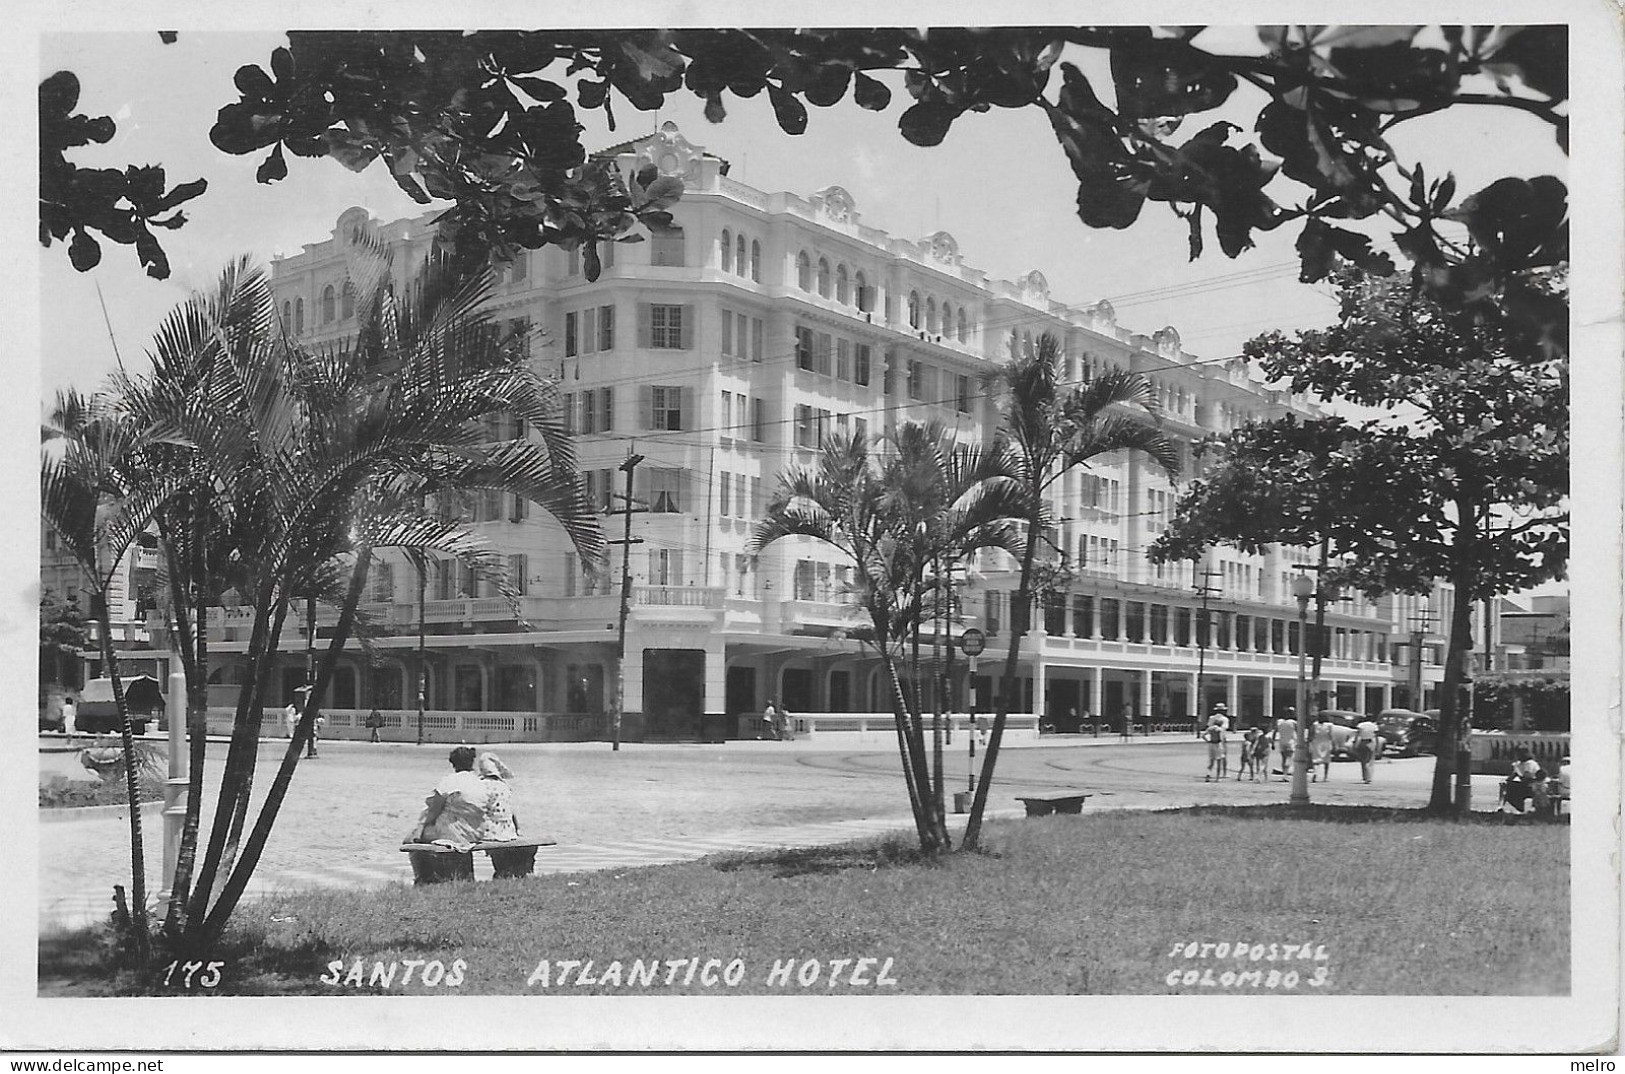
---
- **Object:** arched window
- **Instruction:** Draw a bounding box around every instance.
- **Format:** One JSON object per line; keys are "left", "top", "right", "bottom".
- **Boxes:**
{"left": 720, "top": 229, "right": 733, "bottom": 272}
{"left": 341, "top": 281, "right": 356, "bottom": 319}
{"left": 817, "top": 258, "right": 831, "bottom": 297}
{"left": 736, "top": 233, "right": 747, "bottom": 277}
{"left": 939, "top": 302, "right": 951, "bottom": 338}
{"left": 797, "top": 251, "right": 811, "bottom": 290}
{"left": 908, "top": 291, "right": 921, "bottom": 329}
{"left": 295, "top": 298, "right": 304, "bottom": 334}
{"left": 926, "top": 297, "right": 938, "bottom": 334}
{"left": 835, "top": 264, "right": 849, "bottom": 304}
{"left": 282, "top": 301, "right": 291, "bottom": 328}
{"left": 854, "top": 271, "right": 869, "bottom": 311}
{"left": 750, "top": 240, "right": 761, "bottom": 282}
{"left": 956, "top": 307, "right": 967, "bottom": 342}
{"left": 321, "top": 285, "right": 336, "bottom": 324}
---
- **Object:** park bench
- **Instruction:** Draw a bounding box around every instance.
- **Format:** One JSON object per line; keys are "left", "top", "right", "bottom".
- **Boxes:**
{"left": 1015, "top": 793, "right": 1092, "bottom": 817}
{"left": 400, "top": 837, "right": 557, "bottom": 884}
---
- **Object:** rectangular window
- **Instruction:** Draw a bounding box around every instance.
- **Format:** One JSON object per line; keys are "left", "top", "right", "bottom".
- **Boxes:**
{"left": 796, "top": 404, "right": 814, "bottom": 448}
{"left": 598, "top": 304, "right": 614, "bottom": 350}
{"left": 720, "top": 391, "right": 733, "bottom": 436}
{"left": 643, "top": 385, "right": 688, "bottom": 431}
{"left": 752, "top": 318, "right": 764, "bottom": 362}
{"left": 907, "top": 359, "right": 923, "bottom": 400}
{"left": 582, "top": 307, "right": 598, "bottom": 354}
{"left": 649, "top": 304, "right": 685, "bottom": 349}
{"left": 815, "top": 332, "right": 832, "bottom": 376}
{"left": 854, "top": 343, "right": 871, "bottom": 386}
{"left": 371, "top": 561, "right": 394, "bottom": 603}
{"left": 564, "top": 311, "right": 578, "bottom": 357}
{"left": 650, "top": 225, "right": 686, "bottom": 267}
{"left": 508, "top": 554, "right": 527, "bottom": 597}
{"left": 719, "top": 472, "right": 732, "bottom": 516}
{"left": 721, "top": 309, "right": 734, "bottom": 356}
{"left": 594, "top": 387, "right": 613, "bottom": 433}
{"left": 751, "top": 476, "right": 763, "bottom": 516}
{"left": 649, "top": 469, "right": 685, "bottom": 513}
{"left": 649, "top": 548, "right": 684, "bottom": 585}
{"left": 957, "top": 374, "right": 973, "bottom": 413}
{"left": 854, "top": 416, "right": 868, "bottom": 441}
{"left": 752, "top": 397, "right": 766, "bottom": 442}
{"left": 561, "top": 391, "right": 576, "bottom": 435}
{"left": 796, "top": 325, "right": 815, "bottom": 371}
{"left": 836, "top": 338, "right": 851, "bottom": 381}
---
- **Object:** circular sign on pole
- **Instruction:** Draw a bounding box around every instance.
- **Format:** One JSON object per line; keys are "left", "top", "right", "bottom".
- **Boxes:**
{"left": 960, "top": 628, "right": 986, "bottom": 657}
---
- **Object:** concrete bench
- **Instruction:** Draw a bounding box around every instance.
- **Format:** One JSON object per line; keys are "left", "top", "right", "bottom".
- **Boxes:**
{"left": 400, "top": 837, "right": 557, "bottom": 884}
{"left": 1016, "top": 794, "right": 1092, "bottom": 817}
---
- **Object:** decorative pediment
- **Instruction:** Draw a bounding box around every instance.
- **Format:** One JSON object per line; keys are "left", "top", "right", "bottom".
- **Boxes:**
{"left": 1021, "top": 270, "right": 1049, "bottom": 303}
{"left": 816, "top": 185, "right": 856, "bottom": 224}
{"left": 636, "top": 121, "right": 704, "bottom": 182}
{"left": 1153, "top": 326, "right": 1181, "bottom": 356}
{"left": 336, "top": 206, "right": 374, "bottom": 246}
{"left": 927, "top": 230, "right": 959, "bottom": 265}
{"left": 1088, "top": 299, "right": 1116, "bottom": 327}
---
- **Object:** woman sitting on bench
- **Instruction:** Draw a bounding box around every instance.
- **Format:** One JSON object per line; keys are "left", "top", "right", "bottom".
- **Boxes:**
{"left": 406, "top": 746, "right": 520, "bottom": 849}
{"left": 1502, "top": 748, "right": 1548, "bottom": 814}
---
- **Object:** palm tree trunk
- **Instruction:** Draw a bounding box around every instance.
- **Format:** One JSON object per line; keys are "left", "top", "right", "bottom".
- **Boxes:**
{"left": 93, "top": 594, "right": 150, "bottom": 963}
{"left": 220, "top": 598, "right": 291, "bottom": 879}
{"left": 202, "top": 549, "right": 372, "bottom": 943}
{"left": 882, "top": 652, "right": 935, "bottom": 850}
{"left": 185, "top": 586, "right": 284, "bottom": 935}
{"left": 962, "top": 524, "right": 1040, "bottom": 851}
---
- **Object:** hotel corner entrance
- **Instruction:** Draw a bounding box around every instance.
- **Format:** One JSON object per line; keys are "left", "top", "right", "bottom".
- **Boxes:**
{"left": 642, "top": 648, "right": 705, "bottom": 740}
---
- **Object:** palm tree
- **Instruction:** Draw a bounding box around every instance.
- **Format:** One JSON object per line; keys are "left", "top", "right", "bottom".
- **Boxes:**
{"left": 41, "top": 391, "right": 189, "bottom": 962}
{"left": 752, "top": 421, "right": 1025, "bottom": 851}
{"left": 961, "top": 332, "right": 1179, "bottom": 851}
{"left": 108, "top": 246, "right": 603, "bottom": 954}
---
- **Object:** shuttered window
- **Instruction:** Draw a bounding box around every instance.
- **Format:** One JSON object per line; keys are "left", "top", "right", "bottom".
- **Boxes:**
{"left": 640, "top": 385, "right": 691, "bottom": 431}
{"left": 639, "top": 304, "right": 693, "bottom": 349}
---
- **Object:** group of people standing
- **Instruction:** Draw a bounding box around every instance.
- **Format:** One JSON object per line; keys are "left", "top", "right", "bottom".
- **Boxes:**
{"left": 760, "top": 700, "right": 795, "bottom": 741}
{"left": 1204, "top": 706, "right": 1382, "bottom": 784}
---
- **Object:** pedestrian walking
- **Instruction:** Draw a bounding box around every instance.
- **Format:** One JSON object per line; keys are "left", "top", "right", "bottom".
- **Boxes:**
{"left": 365, "top": 707, "right": 384, "bottom": 742}
{"left": 1274, "top": 708, "right": 1298, "bottom": 781}
{"left": 1353, "top": 716, "right": 1380, "bottom": 783}
{"left": 60, "top": 696, "right": 77, "bottom": 736}
{"left": 1120, "top": 704, "right": 1135, "bottom": 738}
{"left": 1203, "top": 706, "right": 1230, "bottom": 781}
{"left": 1310, "top": 716, "right": 1334, "bottom": 782}
{"left": 761, "top": 699, "right": 780, "bottom": 741}
{"left": 281, "top": 700, "right": 298, "bottom": 740}
{"left": 306, "top": 713, "right": 324, "bottom": 758}
{"left": 776, "top": 703, "right": 794, "bottom": 742}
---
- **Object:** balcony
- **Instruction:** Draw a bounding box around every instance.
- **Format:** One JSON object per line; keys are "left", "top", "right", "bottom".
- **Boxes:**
{"left": 781, "top": 599, "right": 864, "bottom": 634}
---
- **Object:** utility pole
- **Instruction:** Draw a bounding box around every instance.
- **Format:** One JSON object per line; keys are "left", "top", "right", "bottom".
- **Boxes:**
{"left": 1193, "top": 567, "right": 1222, "bottom": 732}
{"left": 610, "top": 452, "right": 646, "bottom": 752}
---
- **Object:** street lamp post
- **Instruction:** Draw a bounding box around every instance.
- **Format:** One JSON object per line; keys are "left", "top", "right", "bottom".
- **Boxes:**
{"left": 1290, "top": 572, "right": 1316, "bottom": 806}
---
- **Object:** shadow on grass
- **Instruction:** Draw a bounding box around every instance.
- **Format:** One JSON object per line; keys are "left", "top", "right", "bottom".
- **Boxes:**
{"left": 1163, "top": 803, "right": 1571, "bottom": 826}
{"left": 709, "top": 835, "right": 939, "bottom": 878}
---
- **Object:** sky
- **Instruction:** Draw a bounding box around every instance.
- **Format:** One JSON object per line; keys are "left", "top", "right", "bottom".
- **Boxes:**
{"left": 36, "top": 28, "right": 1571, "bottom": 402}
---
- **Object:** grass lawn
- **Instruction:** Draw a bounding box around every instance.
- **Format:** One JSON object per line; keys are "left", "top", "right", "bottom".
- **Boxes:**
{"left": 39, "top": 805, "right": 1568, "bottom": 996}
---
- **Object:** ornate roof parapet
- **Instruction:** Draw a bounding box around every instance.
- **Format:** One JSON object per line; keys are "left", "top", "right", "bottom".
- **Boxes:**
{"left": 925, "top": 230, "right": 959, "bottom": 266}
{"left": 812, "top": 185, "right": 858, "bottom": 226}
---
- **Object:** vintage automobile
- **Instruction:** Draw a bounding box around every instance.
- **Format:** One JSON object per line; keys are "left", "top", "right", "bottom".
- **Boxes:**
{"left": 1316, "top": 710, "right": 1375, "bottom": 759}
{"left": 74, "top": 675, "right": 165, "bottom": 736}
{"left": 1377, "top": 709, "right": 1438, "bottom": 757}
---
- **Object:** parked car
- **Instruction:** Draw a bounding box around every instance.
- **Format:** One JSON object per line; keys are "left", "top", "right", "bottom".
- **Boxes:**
{"left": 1377, "top": 709, "right": 1438, "bottom": 756}
{"left": 75, "top": 676, "right": 163, "bottom": 736}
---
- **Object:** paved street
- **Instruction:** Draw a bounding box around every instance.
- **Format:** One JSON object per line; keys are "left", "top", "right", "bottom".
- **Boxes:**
{"left": 38, "top": 733, "right": 1505, "bottom": 932}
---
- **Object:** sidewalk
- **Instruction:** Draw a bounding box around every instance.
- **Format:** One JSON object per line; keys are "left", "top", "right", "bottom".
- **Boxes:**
{"left": 38, "top": 803, "right": 1030, "bottom": 933}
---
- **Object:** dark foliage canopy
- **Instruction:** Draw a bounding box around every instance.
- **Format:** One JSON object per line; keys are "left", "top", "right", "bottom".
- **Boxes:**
{"left": 42, "top": 27, "right": 1567, "bottom": 351}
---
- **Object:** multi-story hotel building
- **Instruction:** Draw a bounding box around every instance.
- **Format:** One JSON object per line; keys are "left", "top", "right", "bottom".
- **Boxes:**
{"left": 234, "top": 122, "right": 1418, "bottom": 741}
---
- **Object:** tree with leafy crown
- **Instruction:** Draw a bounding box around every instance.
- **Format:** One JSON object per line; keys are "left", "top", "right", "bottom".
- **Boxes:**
{"left": 1151, "top": 264, "right": 1566, "bottom": 811}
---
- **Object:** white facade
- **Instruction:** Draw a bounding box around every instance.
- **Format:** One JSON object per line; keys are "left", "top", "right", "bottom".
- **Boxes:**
{"left": 248, "top": 122, "right": 1407, "bottom": 738}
